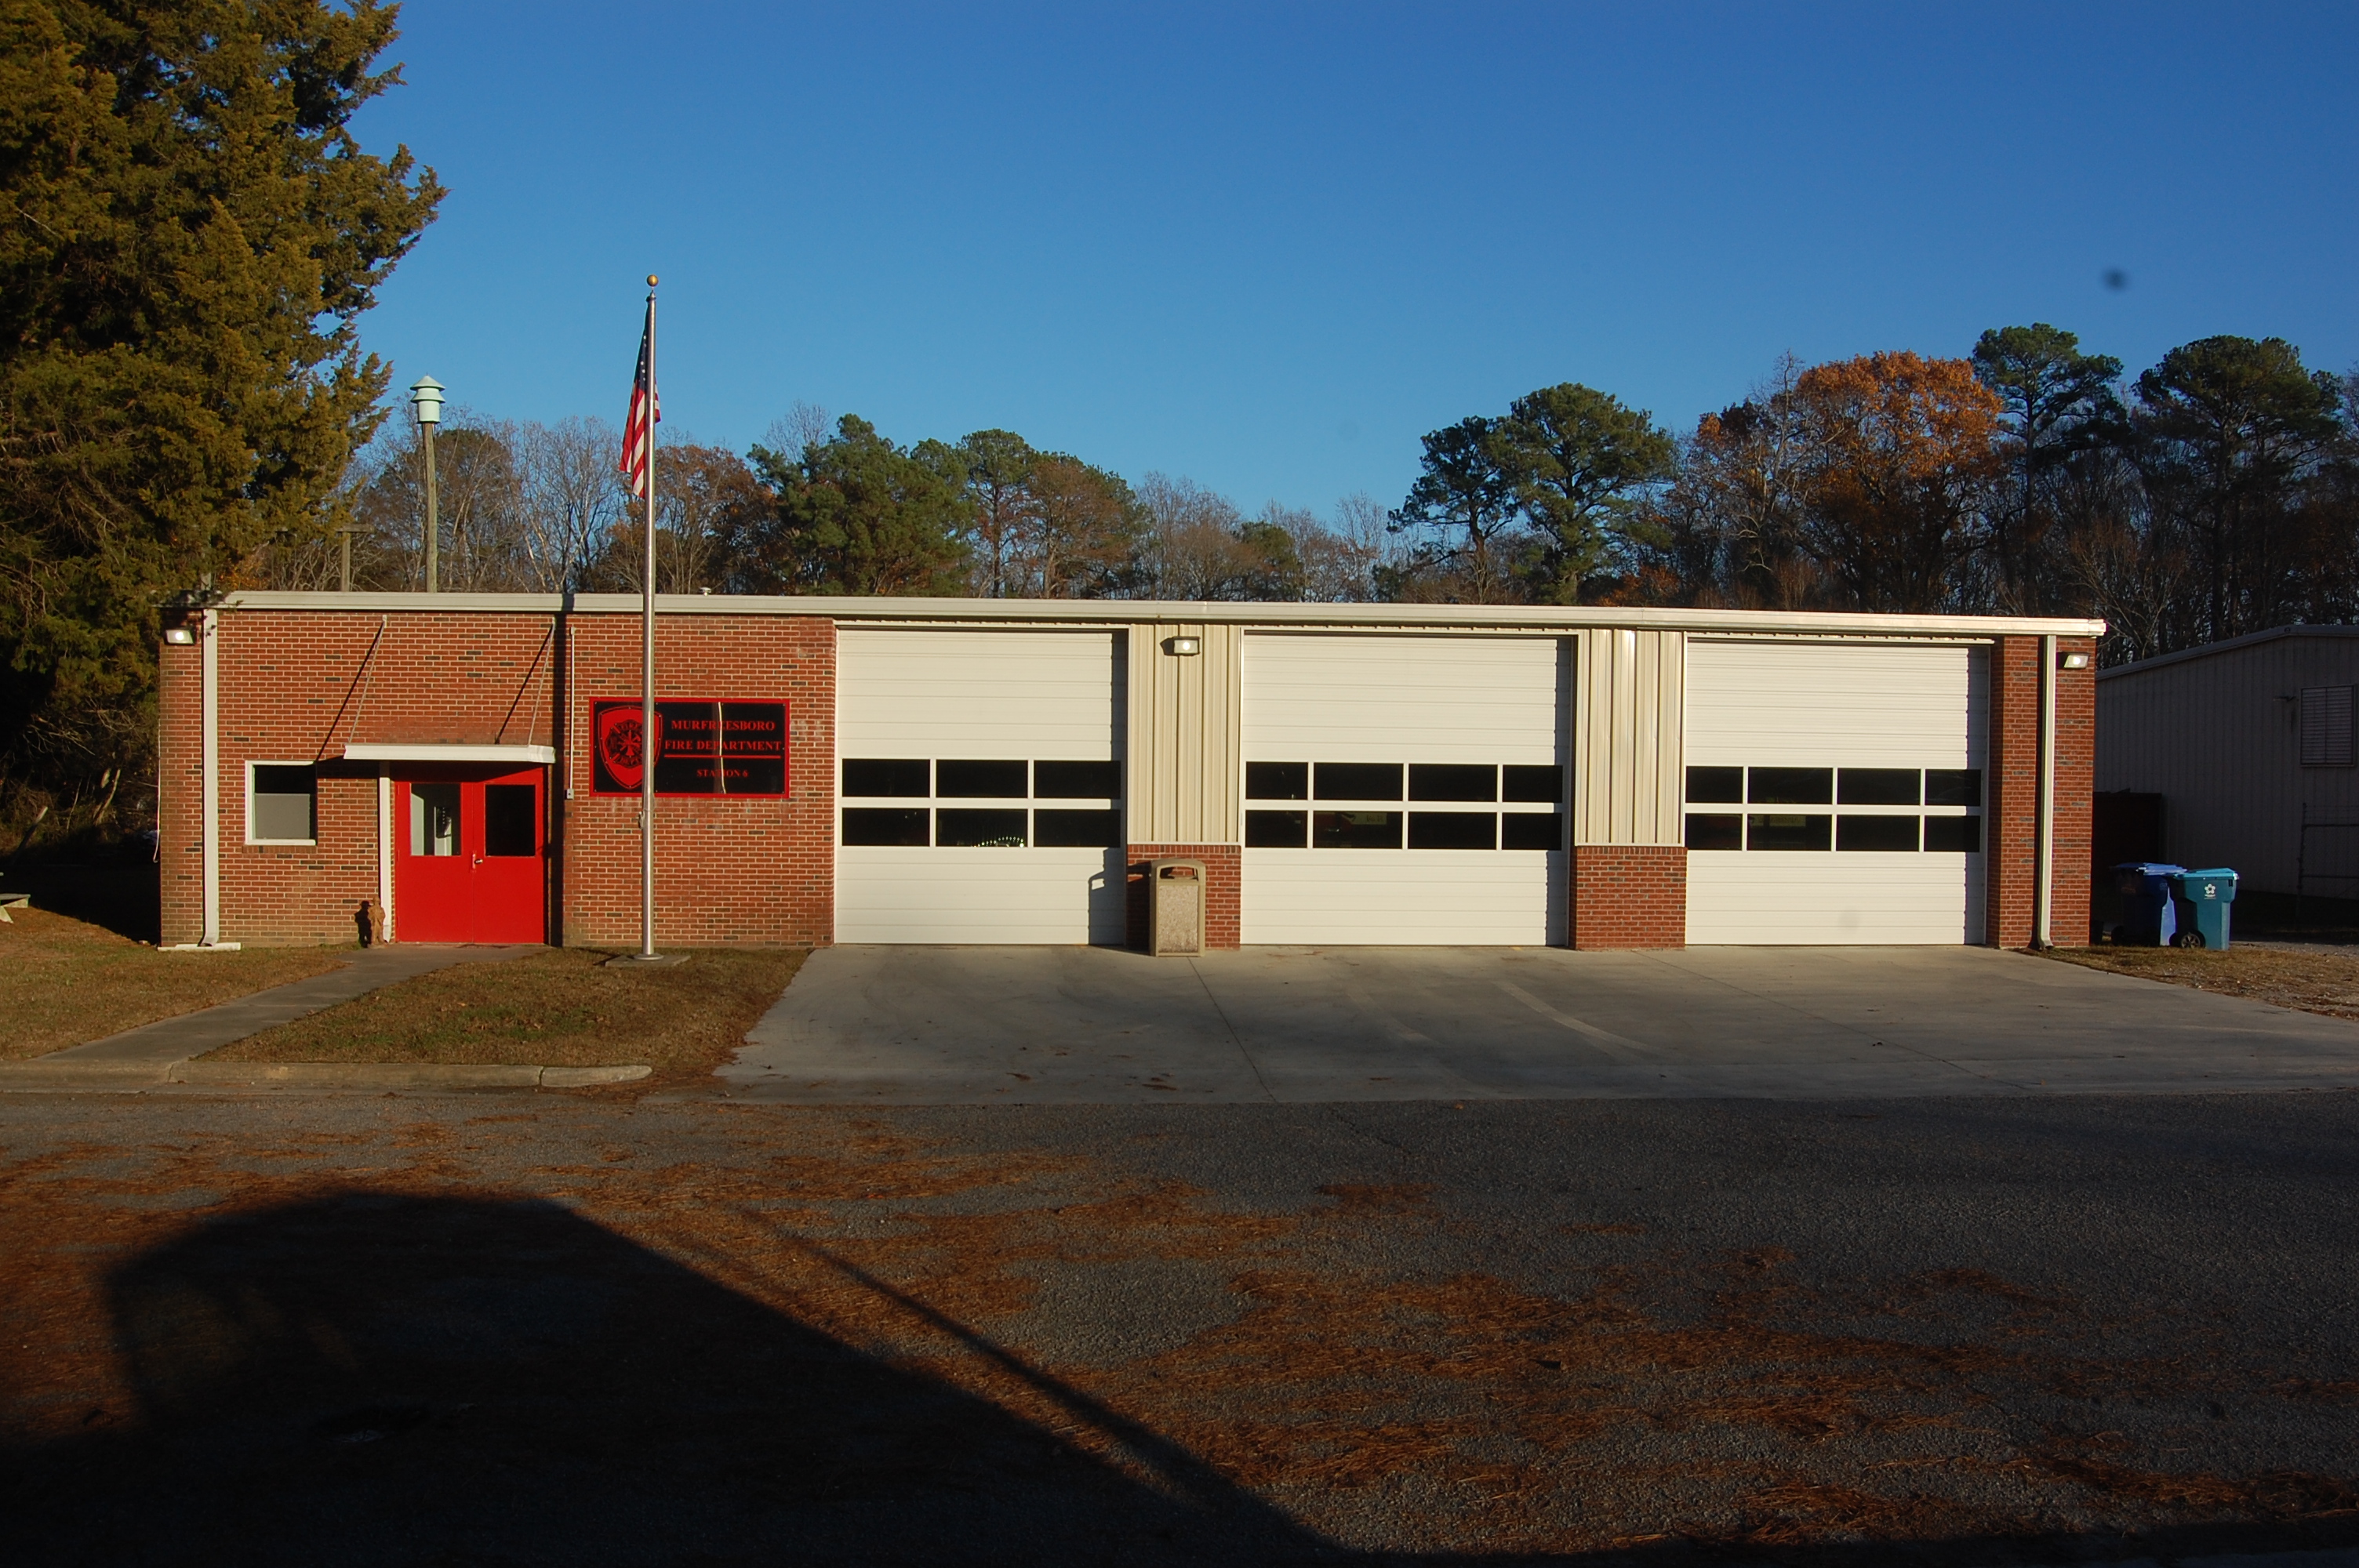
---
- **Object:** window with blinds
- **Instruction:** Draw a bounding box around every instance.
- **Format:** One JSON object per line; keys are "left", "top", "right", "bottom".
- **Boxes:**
{"left": 2299, "top": 685, "right": 2354, "bottom": 767}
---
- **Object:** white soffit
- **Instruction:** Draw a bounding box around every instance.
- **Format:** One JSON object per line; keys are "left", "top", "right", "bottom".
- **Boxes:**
{"left": 341, "top": 743, "right": 557, "bottom": 765}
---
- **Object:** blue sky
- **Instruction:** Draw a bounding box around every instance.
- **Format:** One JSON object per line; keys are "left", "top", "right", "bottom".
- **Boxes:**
{"left": 351, "top": 2, "right": 2359, "bottom": 517}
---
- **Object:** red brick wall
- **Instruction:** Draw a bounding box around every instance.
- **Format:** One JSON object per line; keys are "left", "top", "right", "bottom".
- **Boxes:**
{"left": 1569, "top": 844, "right": 1686, "bottom": 949}
{"left": 2052, "top": 637, "right": 2096, "bottom": 945}
{"left": 213, "top": 609, "right": 558, "bottom": 946}
{"left": 561, "top": 614, "right": 834, "bottom": 948}
{"left": 158, "top": 615, "right": 203, "bottom": 946}
{"left": 1125, "top": 843, "right": 1240, "bottom": 949}
{"left": 163, "top": 606, "right": 835, "bottom": 949}
{"left": 1985, "top": 635, "right": 2096, "bottom": 948}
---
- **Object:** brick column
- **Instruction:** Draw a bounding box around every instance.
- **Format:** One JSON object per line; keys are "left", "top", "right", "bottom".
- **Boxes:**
{"left": 1125, "top": 843, "right": 1240, "bottom": 949}
{"left": 158, "top": 616, "right": 204, "bottom": 947}
{"left": 1986, "top": 635, "right": 2095, "bottom": 948}
{"left": 1568, "top": 844, "right": 1686, "bottom": 949}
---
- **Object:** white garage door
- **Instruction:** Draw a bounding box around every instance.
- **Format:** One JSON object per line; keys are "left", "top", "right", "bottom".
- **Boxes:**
{"left": 1241, "top": 633, "right": 1567, "bottom": 945}
{"left": 836, "top": 630, "right": 1125, "bottom": 943}
{"left": 1685, "top": 640, "right": 1986, "bottom": 945}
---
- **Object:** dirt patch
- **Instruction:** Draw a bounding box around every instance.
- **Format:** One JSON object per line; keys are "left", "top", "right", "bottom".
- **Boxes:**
{"left": 205, "top": 946, "right": 805, "bottom": 1083}
{"left": 2044, "top": 944, "right": 2359, "bottom": 1022}
{"left": 0, "top": 907, "right": 350, "bottom": 1060}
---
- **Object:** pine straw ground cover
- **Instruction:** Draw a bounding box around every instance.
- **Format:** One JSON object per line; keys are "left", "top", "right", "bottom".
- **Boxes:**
{"left": 203, "top": 944, "right": 805, "bottom": 1083}
{"left": 4, "top": 1101, "right": 2354, "bottom": 1562}
{"left": 2043, "top": 943, "right": 2359, "bottom": 1022}
{"left": 0, "top": 906, "right": 349, "bottom": 1061}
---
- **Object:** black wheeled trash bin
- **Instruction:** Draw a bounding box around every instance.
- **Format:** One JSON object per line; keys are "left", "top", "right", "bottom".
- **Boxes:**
{"left": 2165, "top": 868, "right": 2237, "bottom": 949}
{"left": 2106, "top": 862, "right": 2185, "bottom": 946}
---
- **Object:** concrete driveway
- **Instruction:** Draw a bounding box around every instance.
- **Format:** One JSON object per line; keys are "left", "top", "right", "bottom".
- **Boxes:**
{"left": 721, "top": 944, "right": 2359, "bottom": 1104}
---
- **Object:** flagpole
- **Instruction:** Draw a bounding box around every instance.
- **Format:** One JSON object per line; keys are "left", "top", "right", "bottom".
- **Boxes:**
{"left": 639, "top": 274, "right": 659, "bottom": 961}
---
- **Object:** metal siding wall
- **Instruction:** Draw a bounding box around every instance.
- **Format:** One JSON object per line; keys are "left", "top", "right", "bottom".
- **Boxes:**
{"left": 1574, "top": 628, "right": 1684, "bottom": 846}
{"left": 2096, "top": 637, "right": 2359, "bottom": 892}
{"left": 1125, "top": 622, "right": 1241, "bottom": 844}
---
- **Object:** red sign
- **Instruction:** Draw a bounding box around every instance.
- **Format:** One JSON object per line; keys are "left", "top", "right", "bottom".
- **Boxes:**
{"left": 591, "top": 700, "right": 788, "bottom": 797}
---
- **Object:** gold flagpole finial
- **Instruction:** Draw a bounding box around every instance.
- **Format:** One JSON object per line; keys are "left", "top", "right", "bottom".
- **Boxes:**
{"left": 647, "top": 274, "right": 659, "bottom": 288}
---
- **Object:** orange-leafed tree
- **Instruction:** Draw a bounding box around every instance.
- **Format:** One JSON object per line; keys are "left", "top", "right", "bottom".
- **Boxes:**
{"left": 1791, "top": 352, "right": 2005, "bottom": 612}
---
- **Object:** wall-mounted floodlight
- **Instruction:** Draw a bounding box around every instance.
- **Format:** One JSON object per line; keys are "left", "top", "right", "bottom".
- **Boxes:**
{"left": 2059, "top": 651, "right": 2092, "bottom": 670}
{"left": 409, "top": 376, "right": 445, "bottom": 425}
{"left": 1164, "top": 636, "right": 1202, "bottom": 656}
{"left": 162, "top": 626, "right": 195, "bottom": 645}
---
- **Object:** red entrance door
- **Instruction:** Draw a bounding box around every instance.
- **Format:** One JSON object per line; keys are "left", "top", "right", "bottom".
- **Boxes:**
{"left": 393, "top": 767, "right": 548, "bottom": 943}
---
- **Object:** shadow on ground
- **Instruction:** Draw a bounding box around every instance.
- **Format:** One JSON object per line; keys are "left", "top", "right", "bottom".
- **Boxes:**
{"left": 9, "top": 1191, "right": 2358, "bottom": 1566}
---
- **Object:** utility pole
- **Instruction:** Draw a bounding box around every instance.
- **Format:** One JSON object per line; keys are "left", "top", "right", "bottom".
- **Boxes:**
{"left": 411, "top": 376, "right": 444, "bottom": 591}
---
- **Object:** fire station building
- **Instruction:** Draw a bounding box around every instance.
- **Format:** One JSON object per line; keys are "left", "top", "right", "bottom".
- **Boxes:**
{"left": 155, "top": 593, "right": 2099, "bottom": 952}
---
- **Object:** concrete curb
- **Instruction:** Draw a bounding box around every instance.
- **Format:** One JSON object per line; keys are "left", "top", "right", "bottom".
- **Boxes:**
{"left": 0, "top": 1060, "right": 652, "bottom": 1092}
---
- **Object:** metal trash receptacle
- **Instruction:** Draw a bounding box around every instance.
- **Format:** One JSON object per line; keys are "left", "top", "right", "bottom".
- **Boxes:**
{"left": 2105, "top": 862, "right": 2185, "bottom": 946}
{"left": 2165, "top": 868, "right": 2237, "bottom": 949}
{"left": 1148, "top": 859, "right": 1205, "bottom": 956}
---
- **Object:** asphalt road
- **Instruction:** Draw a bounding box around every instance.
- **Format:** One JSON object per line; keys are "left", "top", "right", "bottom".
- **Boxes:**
{"left": 3, "top": 1085, "right": 2355, "bottom": 1566}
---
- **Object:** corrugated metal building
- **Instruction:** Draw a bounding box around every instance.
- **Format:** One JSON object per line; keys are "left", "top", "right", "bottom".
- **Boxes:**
{"left": 2095, "top": 626, "right": 2359, "bottom": 895}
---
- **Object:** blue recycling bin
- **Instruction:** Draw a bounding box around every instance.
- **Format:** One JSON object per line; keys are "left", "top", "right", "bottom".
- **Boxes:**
{"left": 2166, "top": 868, "right": 2237, "bottom": 949}
{"left": 2105, "top": 862, "right": 2185, "bottom": 946}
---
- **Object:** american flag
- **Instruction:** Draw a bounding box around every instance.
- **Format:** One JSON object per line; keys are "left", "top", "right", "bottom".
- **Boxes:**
{"left": 619, "top": 302, "right": 660, "bottom": 497}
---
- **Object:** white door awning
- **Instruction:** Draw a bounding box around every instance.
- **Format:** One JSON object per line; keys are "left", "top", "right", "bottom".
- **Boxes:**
{"left": 341, "top": 742, "right": 557, "bottom": 765}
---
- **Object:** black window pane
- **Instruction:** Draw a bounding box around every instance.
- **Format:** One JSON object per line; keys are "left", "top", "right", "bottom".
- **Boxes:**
{"left": 1245, "top": 761, "right": 1310, "bottom": 800}
{"left": 1925, "top": 769, "right": 1983, "bottom": 808}
{"left": 1408, "top": 764, "right": 1496, "bottom": 802}
{"left": 936, "top": 760, "right": 1028, "bottom": 798}
{"left": 1924, "top": 815, "right": 1983, "bottom": 852}
{"left": 842, "top": 808, "right": 929, "bottom": 846}
{"left": 1312, "top": 810, "right": 1401, "bottom": 849}
{"left": 1686, "top": 812, "right": 1743, "bottom": 850}
{"left": 1747, "top": 813, "right": 1831, "bottom": 851}
{"left": 1503, "top": 764, "right": 1565, "bottom": 804}
{"left": 1245, "top": 809, "right": 1308, "bottom": 848}
{"left": 254, "top": 764, "right": 313, "bottom": 796}
{"left": 1839, "top": 768, "right": 1921, "bottom": 806}
{"left": 1501, "top": 812, "right": 1564, "bottom": 851}
{"left": 1408, "top": 811, "right": 1496, "bottom": 849}
{"left": 1034, "top": 760, "right": 1121, "bottom": 799}
{"left": 843, "top": 758, "right": 929, "bottom": 797}
{"left": 484, "top": 784, "right": 537, "bottom": 857}
{"left": 1749, "top": 768, "right": 1833, "bottom": 804}
{"left": 1034, "top": 808, "right": 1121, "bottom": 847}
{"left": 1314, "top": 762, "right": 1402, "bottom": 800}
{"left": 1837, "top": 815, "right": 1919, "bottom": 851}
{"left": 936, "top": 808, "right": 1028, "bottom": 847}
{"left": 1685, "top": 766, "right": 1743, "bottom": 804}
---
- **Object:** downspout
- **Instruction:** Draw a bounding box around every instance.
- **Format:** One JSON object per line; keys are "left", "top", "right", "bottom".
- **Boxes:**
{"left": 201, "top": 607, "right": 221, "bottom": 947}
{"left": 378, "top": 768, "right": 394, "bottom": 943}
{"left": 2035, "top": 633, "right": 2057, "bottom": 948}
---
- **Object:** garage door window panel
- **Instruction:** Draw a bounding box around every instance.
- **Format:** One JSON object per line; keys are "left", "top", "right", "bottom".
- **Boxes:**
{"left": 1246, "top": 761, "right": 1310, "bottom": 800}
{"left": 844, "top": 758, "right": 929, "bottom": 797}
{"left": 843, "top": 808, "right": 929, "bottom": 846}
{"left": 1748, "top": 813, "right": 1830, "bottom": 851}
{"left": 1034, "top": 808, "right": 1121, "bottom": 847}
{"left": 1925, "top": 769, "right": 1982, "bottom": 807}
{"left": 1246, "top": 809, "right": 1308, "bottom": 848}
{"left": 1034, "top": 760, "right": 1121, "bottom": 798}
{"left": 1408, "top": 811, "right": 1496, "bottom": 849}
{"left": 1924, "top": 815, "right": 1982, "bottom": 853}
{"left": 1687, "top": 812, "right": 1743, "bottom": 851}
{"left": 1838, "top": 768, "right": 1921, "bottom": 805}
{"left": 1500, "top": 812, "right": 1564, "bottom": 851}
{"left": 936, "top": 808, "right": 1027, "bottom": 847}
{"left": 1409, "top": 764, "right": 1496, "bottom": 802}
{"left": 1685, "top": 766, "right": 1743, "bottom": 804}
{"left": 1749, "top": 768, "right": 1833, "bottom": 804}
{"left": 1314, "top": 811, "right": 1401, "bottom": 849}
{"left": 1503, "top": 764, "right": 1565, "bottom": 804}
{"left": 1837, "top": 815, "right": 1920, "bottom": 851}
{"left": 1315, "top": 762, "right": 1401, "bottom": 801}
{"left": 936, "top": 759, "right": 1028, "bottom": 798}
